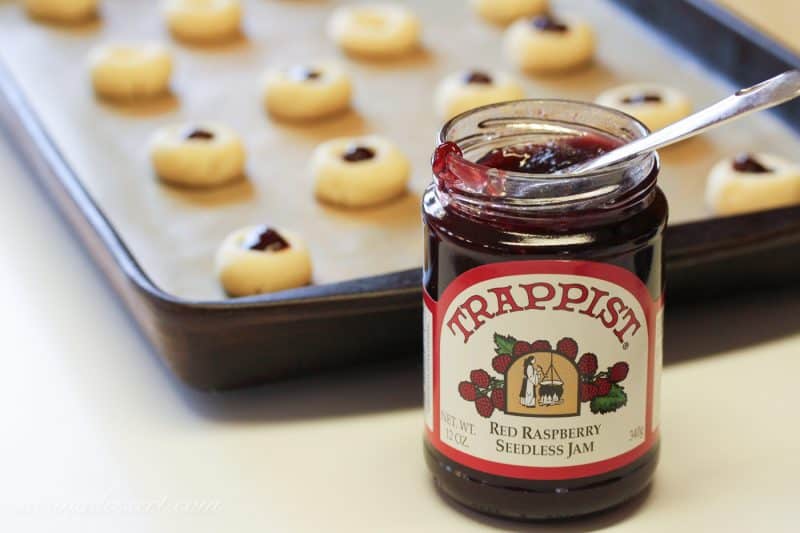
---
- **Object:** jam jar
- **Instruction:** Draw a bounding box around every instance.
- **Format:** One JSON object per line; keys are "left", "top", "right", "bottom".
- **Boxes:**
{"left": 422, "top": 100, "right": 666, "bottom": 520}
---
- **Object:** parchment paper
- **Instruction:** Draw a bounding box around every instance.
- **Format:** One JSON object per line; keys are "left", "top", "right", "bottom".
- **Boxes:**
{"left": 1, "top": 0, "right": 798, "bottom": 300}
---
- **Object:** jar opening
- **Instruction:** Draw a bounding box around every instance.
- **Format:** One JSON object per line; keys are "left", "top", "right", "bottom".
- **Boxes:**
{"left": 434, "top": 99, "right": 658, "bottom": 215}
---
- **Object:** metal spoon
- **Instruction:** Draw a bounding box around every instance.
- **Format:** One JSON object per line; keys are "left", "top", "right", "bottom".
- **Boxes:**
{"left": 565, "top": 70, "right": 800, "bottom": 174}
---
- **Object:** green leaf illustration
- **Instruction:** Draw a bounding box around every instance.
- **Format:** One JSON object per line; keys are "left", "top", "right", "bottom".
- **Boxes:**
{"left": 590, "top": 384, "right": 628, "bottom": 414}
{"left": 494, "top": 333, "right": 517, "bottom": 355}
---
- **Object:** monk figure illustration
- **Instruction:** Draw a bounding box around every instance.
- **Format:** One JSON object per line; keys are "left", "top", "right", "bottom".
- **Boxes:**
{"left": 519, "top": 356, "right": 544, "bottom": 407}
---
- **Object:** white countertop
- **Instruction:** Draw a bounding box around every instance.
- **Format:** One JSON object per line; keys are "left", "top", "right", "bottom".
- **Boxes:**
{"left": 4, "top": 1, "right": 800, "bottom": 530}
{"left": 4, "top": 105, "right": 800, "bottom": 533}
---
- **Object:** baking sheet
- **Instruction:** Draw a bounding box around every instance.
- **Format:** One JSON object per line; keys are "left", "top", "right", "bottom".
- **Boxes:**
{"left": 1, "top": 0, "right": 798, "bottom": 300}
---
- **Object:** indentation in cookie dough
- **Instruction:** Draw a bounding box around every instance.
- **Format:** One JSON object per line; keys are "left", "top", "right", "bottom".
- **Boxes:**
{"left": 150, "top": 123, "right": 247, "bottom": 188}
{"left": 504, "top": 14, "right": 595, "bottom": 73}
{"left": 706, "top": 153, "right": 800, "bottom": 216}
{"left": 215, "top": 226, "right": 312, "bottom": 297}
{"left": 262, "top": 63, "right": 353, "bottom": 121}
{"left": 312, "top": 135, "right": 411, "bottom": 208}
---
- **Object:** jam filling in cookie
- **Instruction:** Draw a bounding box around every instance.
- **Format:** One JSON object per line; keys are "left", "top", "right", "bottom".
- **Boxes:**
{"left": 732, "top": 154, "right": 771, "bottom": 173}
{"left": 185, "top": 128, "right": 216, "bottom": 141}
{"left": 342, "top": 146, "right": 377, "bottom": 162}
{"left": 289, "top": 66, "right": 323, "bottom": 82}
{"left": 622, "top": 93, "right": 663, "bottom": 104}
{"left": 244, "top": 227, "right": 291, "bottom": 252}
{"left": 464, "top": 71, "right": 493, "bottom": 84}
{"left": 532, "top": 14, "right": 568, "bottom": 33}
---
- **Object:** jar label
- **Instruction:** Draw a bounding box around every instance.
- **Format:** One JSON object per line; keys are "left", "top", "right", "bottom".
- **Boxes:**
{"left": 424, "top": 260, "right": 661, "bottom": 480}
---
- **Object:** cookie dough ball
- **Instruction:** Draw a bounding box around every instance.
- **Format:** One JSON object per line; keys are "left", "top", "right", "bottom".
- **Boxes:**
{"left": 312, "top": 136, "right": 410, "bottom": 207}
{"left": 706, "top": 153, "right": 800, "bottom": 216}
{"left": 327, "top": 4, "right": 421, "bottom": 58}
{"left": 471, "top": 0, "right": 548, "bottom": 26}
{"left": 262, "top": 64, "right": 352, "bottom": 121}
{"left": 596, "top": 83, "right": 692, "bottom": 132}
{"left": 164, "top": 0, "right": 242, "bottom": 43}
{"left": 150, "top": 124, "right": 246, "bottom": 187}
{"left": 436, "top": 70, "right": 525, "bottom": 120}
{"left": 215, "top": 226, "right": 312, "bottom": 297}
{"left": 24, "top": 0, "right": 97, "bottom": 23}
{"left": 504, "top": 14, "right": 595, "bottom": 73}
{"left": 88, "top": 44, "right": 173, "bottom": 100}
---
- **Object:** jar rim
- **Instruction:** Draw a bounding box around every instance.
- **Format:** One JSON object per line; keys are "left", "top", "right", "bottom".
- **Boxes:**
{"left": 434, "top": 99, "right": 659, "bottom": 214}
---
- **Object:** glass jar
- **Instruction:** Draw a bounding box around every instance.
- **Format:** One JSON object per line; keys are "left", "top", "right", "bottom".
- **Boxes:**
{"left": 422, "top": 100, "right": 667, "bottom": 520}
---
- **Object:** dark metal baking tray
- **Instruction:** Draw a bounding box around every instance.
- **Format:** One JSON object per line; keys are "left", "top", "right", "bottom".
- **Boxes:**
{"left": 2, "top": 0, "right": 800, "bottom": 390}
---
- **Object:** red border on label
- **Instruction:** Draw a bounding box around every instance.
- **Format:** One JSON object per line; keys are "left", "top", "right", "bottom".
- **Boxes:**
{"left": 424, "top": 260, "right": 661, "bottom": 481}
{"left": 424, "top": 292, "right": 440, "bottom": 439}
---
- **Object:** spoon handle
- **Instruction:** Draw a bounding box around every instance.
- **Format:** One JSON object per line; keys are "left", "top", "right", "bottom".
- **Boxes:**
{"left": 568, "top": 70, "right": 800, "bottom": 174}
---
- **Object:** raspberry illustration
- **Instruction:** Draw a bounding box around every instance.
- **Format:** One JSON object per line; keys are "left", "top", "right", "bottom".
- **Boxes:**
{"left": 581, "top": 382, "right": 599, "bottom": 402}
{"left": 530, "top": 339, "right": 552, "bottom": 352}
{"left": 475, "top": 396, "right": 494, "bottom": 418}
{"left": 609, "top": 362, "right": 629, "bottom": 383}
{"left": 492, "top": 354, "right": 513, "bottom": 374}
{"left": 577, "top": 353, "right": 598, "bottom": 376}
{"left": 458, "top": 381, "right": 477, "bottom": 401}
{"left": 490, "top": 388, "right": 505, "bottom": 410}
{"left": 470, "top": 369, "right": 491, "bottom": 389}
{"left": 556, "top": 337, "right": 579, "bottom": 360}
{"left": 512, "top": 341, "right": 533, "bottom": 358}
{"left": 596, "top": 377, "right": 612, "bottom": 396}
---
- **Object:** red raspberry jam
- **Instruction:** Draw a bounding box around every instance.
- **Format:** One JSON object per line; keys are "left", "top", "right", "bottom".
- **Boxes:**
{"left": 243, "top": 226, "right": 290, "bottom": 252}
{"left": 622, "top": 93, "right": 663, "bottom": 104}
{"left": 422, "top": 100, "right": 666, "bottom": 520}
{"left": 532, "top": 14, "right": 569, "bottom": 33}
{"left": 464, "top": 71, "right": 493, "bottom": 85}
{"left": 474, "top": 135, "right": 622, "bottom": 174}
{"left": 184, "top": 128, "right": 215, "bottom": 141}
{"left": 343, "top": 146, "right": 377, "bottom": 162}
{"left": 732, "top": 153, "right": 771, "bottom": 173}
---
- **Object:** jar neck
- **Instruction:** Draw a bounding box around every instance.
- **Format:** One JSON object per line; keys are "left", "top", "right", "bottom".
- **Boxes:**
{"left": 432, "top": 164, "right": 659, "bottom": 230}
{"left": 432, "top": 99, "right": 659, "bottom": 225}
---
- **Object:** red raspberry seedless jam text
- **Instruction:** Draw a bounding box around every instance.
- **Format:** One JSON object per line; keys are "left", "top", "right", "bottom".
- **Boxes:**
{"left": 422, "top": 100, "right": 666, "bottom": 520}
